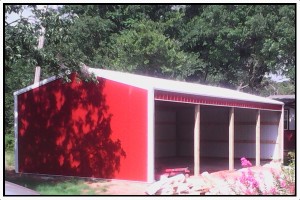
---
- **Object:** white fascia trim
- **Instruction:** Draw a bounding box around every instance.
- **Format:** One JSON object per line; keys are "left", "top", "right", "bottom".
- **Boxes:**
{"left": 147, "top": 88, "right": 155, "bottom": 183}
{"left": 154, "top": 98, "right": 283, "bottom": 112}
{"left": 154, "top": 88, "right": 284, "bottom": 106}
{"left": 13, "top": 76, "right": 57, "bottom": 96}
{"left": 14, "top": 94, "right": 19, "bottom": 173}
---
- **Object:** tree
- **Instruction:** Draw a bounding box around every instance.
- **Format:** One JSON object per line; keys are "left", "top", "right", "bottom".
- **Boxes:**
{"left": 180, "top": 5, "right": 295, "bottom": 92}
{"left": 108, "top": 19, "right": 201, "bottom": 79}
{"left": 258, "top": 77, "right": 295, "bottom": 97}
{"left": 60, "top": 5, "right": 202, "bottom": 79}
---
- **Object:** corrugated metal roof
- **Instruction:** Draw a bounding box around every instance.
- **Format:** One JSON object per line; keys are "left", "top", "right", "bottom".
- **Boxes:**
{"left": 87, "top": 68, "right": 283, "bottom": 106}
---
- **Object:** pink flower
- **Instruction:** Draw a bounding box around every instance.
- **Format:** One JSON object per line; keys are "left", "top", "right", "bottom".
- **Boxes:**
{"left": 247, "top": 168, "right": 254, "bottom": 176}
{"left": 252, "top": 180, "right": 259, "bottom": 188}
{"left": 239, "top": 171, "right": 247, "bottom": 184}
{"left": 245, "top": 188, "right": 252, "bottom": 195}
{"left": 280, "top": 179, "right": 287, "bottom": 188}
{"left": 241, "top": 157, "right": 252, "bottom": 167}
{"left": 269, "top": 187, "right": 277, "bottom": 195}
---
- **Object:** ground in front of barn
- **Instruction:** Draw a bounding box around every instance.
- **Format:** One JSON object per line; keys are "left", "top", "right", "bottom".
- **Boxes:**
{"left": 85, "top": 179, "right": 150, "bottom": 195}
{"left": 4, "top": 169, "right": 150, "bottom": 195}
{"left": 4, "top": 162, "right": 295, "bottom": 195}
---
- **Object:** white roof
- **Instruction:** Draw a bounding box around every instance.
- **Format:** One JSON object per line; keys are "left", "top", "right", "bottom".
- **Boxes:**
{"left": 88, "top": 68, "right": 283, "bottom": 106}
{"left": 269, "top": 95, "right": 295, "bottom": 100}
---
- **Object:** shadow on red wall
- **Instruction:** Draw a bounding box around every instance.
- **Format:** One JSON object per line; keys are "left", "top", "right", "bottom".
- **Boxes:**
{"left": 17, "top": 74, "right": 126, "bottom": 178}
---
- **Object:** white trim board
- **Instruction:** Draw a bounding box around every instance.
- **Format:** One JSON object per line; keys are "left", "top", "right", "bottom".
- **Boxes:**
{"left": 154, "top": 99, "right": 283, "bottom": 112}
{"left": 14, "top": 94, "right": 19, "bottom": 173}
{"left": 13, "top": 76, "right": 57, "bottom": 96}
{"left": 147, "top": 88, "right": 155, "bottom": 183}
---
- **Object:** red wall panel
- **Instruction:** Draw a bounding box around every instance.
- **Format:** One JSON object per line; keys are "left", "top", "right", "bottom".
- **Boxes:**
{"left": 17, "top": 74, "right": 148, "bottom": 181}
{"left": 284, "top": 130, "right": 295, "bottom": 150}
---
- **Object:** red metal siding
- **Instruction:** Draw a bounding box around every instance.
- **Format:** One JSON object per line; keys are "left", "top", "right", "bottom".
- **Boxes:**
{"left": 17, "top": 74, "right": 148, "bottom": 181}
{"left": 155, "top": 90, "right": 282, "bottom": 111}
{"left": 284, "top": 130, "right": 295, "bottom": 150}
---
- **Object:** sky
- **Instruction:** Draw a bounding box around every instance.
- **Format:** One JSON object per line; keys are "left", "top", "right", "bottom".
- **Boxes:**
{"left": 6, "top": 7, "right": 33, "bottom": 25}
{"left": 267, "top": 73, "right": 289, "bottom": 82}
{"left": 6, "top": 5, "right": 60, "bottom": 25}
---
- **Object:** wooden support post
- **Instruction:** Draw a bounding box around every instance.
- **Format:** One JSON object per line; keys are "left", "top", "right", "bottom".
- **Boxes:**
{"left": 278, "top": 106, "right": 284, "bottom": 163}
{"left": 229, "top": 107, "right": 234, "bottom": 171}
{"left": 175, "top": 111, "right": 180, "bottom": 157}
{"left": 194, "top": 104, "right": 200, "bottom": 176}
{"left": 256, "top": 110, "right": 261, "bottom": 166}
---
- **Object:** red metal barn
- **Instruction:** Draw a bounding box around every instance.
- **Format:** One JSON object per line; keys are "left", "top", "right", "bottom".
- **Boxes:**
{"left": 14, "top": 68, "right": 284, "bottom": 182}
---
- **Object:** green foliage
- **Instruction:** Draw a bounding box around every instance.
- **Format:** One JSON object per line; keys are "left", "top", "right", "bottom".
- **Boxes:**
{"left": 36, "top": 179, "right": 95, "bottom": 195}
{"left": 109, "top": 19, "right": 201, "bottom": 79}
{"left": 258, "top": 77, "right": 295, "bottom": 97}
{"left": 181, "top": 5, "right": 295, "bottom": 91}
{"left": 283, "top": 151, "right": 295, "bottom": 184}
{"left": 287, "top": 151, "right": 295, "bottom": 166}
{"left": 5, "top": 134, "right": 15, "bottom": 152}
{"left": 5, "top": 7, "right": 38, "bottom": 72}
{"left": 5, "top": 150, "right": 15, "bottom": 170}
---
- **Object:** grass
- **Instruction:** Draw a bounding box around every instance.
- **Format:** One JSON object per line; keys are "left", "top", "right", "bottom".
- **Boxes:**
{"left": 5, "top": 150, "right": 107, "bottom": 195}
{"left": 34, "top": 179, "right": 97, "bottom": 195}
{"left": 5, "top": 171, "right": 100, "bottom": 195}
{"left": 5, "top": 150, "right": 15, "bottom": 170}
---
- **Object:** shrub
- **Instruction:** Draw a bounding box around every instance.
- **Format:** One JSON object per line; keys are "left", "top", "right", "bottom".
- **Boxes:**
{"left": 228, "top": 157, "right": 294, "bottom": 195}
{"left": 5, "top": 134, "right": 15, "bottom": 152}
{"left": 281, "top": 151, "right": 295, "bottom": 194}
